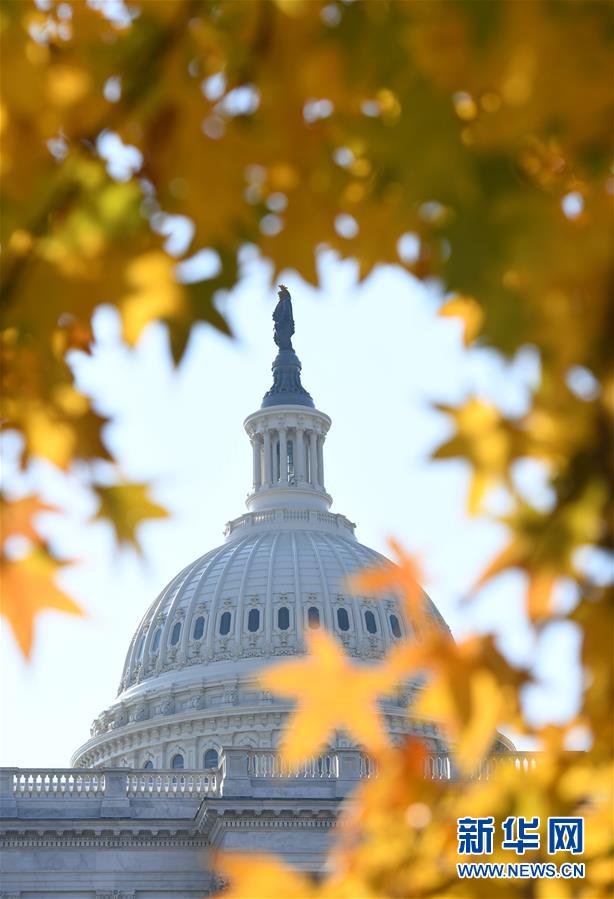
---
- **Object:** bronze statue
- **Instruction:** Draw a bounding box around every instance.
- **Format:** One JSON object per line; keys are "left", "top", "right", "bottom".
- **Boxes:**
{"left": 273, "top": 284, "right": 295, "bottom": 351}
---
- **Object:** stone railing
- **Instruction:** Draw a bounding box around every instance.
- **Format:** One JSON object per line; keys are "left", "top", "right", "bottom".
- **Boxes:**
{"left": 3, "top": 768, "right": 221, "bottom": 801}
{"left": 425, "top": 751, "right": 540, "bottom": 782}
{"left": 12, "top": 769, "right": 106, "bottom": 798}
{"left": 126, "top": 770, "right": 218, "bottom": 797}
{"left": 224, "top": 509, "right": 356, "bottom": 538}
{"left": 247, "top": 751, "right": 339, "bottom": 779}
{"left": 1, "top": 751, "right": 541, "bottom": 809}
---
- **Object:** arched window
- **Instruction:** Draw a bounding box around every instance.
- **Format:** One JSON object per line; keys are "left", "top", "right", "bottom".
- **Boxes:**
{"left": 170, "top": 621, "right": 182, "bottom": 646}
{"left": 151, "top": 628, "right": 161, "bottom": 652}
{"left": 219, "top": 611, "right": 231, "bottom": 636}
{"left": 307, "top": 606, "right": 320, "bottom": 629}
{"left": 171, "top": 753, "right": 184, "bottom": 769}
{"left": 247, "top": 608, "right": 260, "bottom": 632}
{"left": 204, "top": 748, "right": 219, "bottom": 769}
{"left": 143, "top": 760, "right": 154, "bottom": 770}
{"left": 389, "top": 614, "right": 402, "bottom": 639}
{"left": 277, "top": 606, "right": 290, "bottom": 630}
{"left": 365, "top": 610, "right": 378, "bottom": 634}
{"left": 336, "top": 607, "right": 350, "bottom": 631}
{"left": 136, "top": 635, "right": 145, "bottom": 659}
{"left": 193, "top": 616, "right": 205, "bottom": 640}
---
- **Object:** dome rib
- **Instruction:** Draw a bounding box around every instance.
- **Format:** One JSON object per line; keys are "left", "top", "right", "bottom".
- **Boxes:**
{"left": 264, "top": 531, "right": 281, "bottom": 647}
{"left": 233, "top": 532, "right": 269, "bottom": 652}
{"left": 203, "top": 535, "right": 254, "bottom": 660}
{"left": 304, "top": 531, "right": 333, "bottom": 633}
{"left": 290, "top": 531, "right": 303, "bottom": 652}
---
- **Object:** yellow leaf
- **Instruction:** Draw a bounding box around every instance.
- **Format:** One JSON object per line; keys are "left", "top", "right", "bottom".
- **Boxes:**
{"left": 0, "top": 549, "right": 82, "bottom": 658}
{"left": 259, "top": 629, "right": 399, "bottom": 764}
{"left": 438, "top": 294, "right": 484, "bottom": 345}
{"left": 92, "top": 483, "right": 168, "bottom": 549}
{"left": 120, "top": 252, "right": 186, "bottom": 346}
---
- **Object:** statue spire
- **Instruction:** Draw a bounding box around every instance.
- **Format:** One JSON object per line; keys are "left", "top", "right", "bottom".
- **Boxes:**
{"left": 261, "top": 286, "right": 314, "bottom": 408}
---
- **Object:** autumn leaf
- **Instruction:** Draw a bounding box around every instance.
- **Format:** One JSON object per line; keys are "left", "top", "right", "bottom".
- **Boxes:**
{"left": 0, "top": 548, "right": 82, "bottom": 658}
{"left": 387, "top": 634, "right": 527, "bottom": 775}
{"left": 0, "top": 493, "right": 56, "bottom": 544}
{"left": 92, "top": 483, "right": 168, "bottom": 549}
{"left": 438, "top": 294, "right": 484, "bottom": 345}
{"left": 259, "top": 629, "right": 400, "bottom": 765}
{"left": 432, "top": 399, "right": 518, "bottom": 515}
{"left": 349, "top": 538, "right": 433, "bottom": 636}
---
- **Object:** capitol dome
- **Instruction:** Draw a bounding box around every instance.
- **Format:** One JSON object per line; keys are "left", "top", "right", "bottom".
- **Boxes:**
{"left": 72, "top": 288, "right": 450, "bottom": 769}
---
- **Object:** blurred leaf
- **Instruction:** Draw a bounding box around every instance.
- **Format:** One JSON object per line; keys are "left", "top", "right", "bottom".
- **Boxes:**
{"left": 92, "top": 483, "right": 169, "bottom": 549}
{"left": 0, "top": 548, "right": 82, "bottom": 658}
{"left": 259, "top": 629, "right": 399, "bottom": 764}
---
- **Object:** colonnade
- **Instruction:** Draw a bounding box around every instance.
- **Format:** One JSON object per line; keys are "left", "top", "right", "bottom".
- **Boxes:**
{"left": 251, "top": 426, "right": 325, "bottom": 490}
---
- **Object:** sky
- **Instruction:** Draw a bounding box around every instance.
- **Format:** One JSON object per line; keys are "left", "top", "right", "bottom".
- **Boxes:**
{"left": 0, "top": 249, "right": 584, "bottom": 767}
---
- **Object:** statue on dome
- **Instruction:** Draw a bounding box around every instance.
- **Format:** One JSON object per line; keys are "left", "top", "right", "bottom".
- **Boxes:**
{"left": 273, "top": 284, "right": 295, "bottom": 350}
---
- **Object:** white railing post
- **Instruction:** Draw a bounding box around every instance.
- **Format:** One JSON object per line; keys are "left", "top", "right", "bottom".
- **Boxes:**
{"left": 100, "top": 768, "right": 131, "bottom": 817}
{"left": 336, "top": 750, "right": 363, "bottom": 797}
{"left": 0, "top": 768, "right": 18, "bottom": 817}
{"left": 220, "top": 750, "right": 250, "bottom": 797}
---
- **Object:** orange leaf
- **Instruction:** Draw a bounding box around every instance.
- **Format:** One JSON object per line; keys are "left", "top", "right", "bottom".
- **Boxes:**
{"left": 0, "top": 549, "right": 82, "bottom": 658}
{"left": 350, "top": 539, "right": 431, "bottom": 636}
{"left": 0, "top": 493, "right": 56, "bottom": 544}
{"left": 259, "top": 629, "right": 399, "bottom": 765}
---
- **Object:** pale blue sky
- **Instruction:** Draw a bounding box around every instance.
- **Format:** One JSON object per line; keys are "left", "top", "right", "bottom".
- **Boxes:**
{"left": 0, "top": 250, "right": 583, "bottom": 766}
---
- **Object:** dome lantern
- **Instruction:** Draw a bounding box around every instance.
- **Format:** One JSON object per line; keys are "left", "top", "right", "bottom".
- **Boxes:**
{"left": 243, "top": 286, "right": 332, "bottom": 514}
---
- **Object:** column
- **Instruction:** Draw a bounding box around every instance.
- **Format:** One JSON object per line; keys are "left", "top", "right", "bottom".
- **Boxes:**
{"left": 252, "top": 435, "right": 261, "bottom": 490}
{"left": 317, "top": 434, "right": 325, "bottom": 489}
{"left": 295, "top": 427, "right": 305, "bottom": 482}
{"left": 309, "top": 430, "right": 318, "bottom": 486}
{"left": 263, "top": 430, "right": 272, "bottom": 485}
{"left": 278, "top": 427, "right": 288, "bottom": 484}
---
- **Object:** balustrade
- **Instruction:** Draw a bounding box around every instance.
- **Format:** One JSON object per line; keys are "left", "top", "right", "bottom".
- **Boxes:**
{"left": 4, "top": 752, "right": 541, "bottom": 803}
{"left": 247, "top": 751, "right": 339, "bottom": 779}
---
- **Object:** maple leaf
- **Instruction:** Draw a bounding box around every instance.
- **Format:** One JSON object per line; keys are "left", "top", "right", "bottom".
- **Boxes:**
{"left": 0, "top": 493, "right": 56, "bottom": 544}
{"left": 212, "top": 852, "right": 316, "bottom": 899}
{"left": 0, "top": 548, "right": 82, "bottom": 658}
{"left": 387, "top": 634, "right": 527, "bottom": 775}
{"left": 349, "top": 538, "right": 432, "bottom": 636}
{"left": 92, "top": 483, "right": 168, "bottom": 549}
{"left": 432, "top": 399, "right": 518, "bottom": 515}
{"left": 259, "top": 629, "right": 400, "bottom": 765}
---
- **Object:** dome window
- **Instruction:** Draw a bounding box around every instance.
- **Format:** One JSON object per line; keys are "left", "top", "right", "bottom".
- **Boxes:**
{"left": 170, "top": 621, "right": 182, "bottom": 646}
{"left": 277, "top": 606, "right": 290, "bottom": 630}
{"left": 171, "top": 753, "right": 184, "bottom": 769}
{"left": 389, "top": 614, "right": 402, "bottom": 639}
{"left": 247, "top": 608, "right": 260, "bottom": 632}
{"left": 307, "top": 606, "right": 320, "bottom": 629}
{"left": 219, "top": 611, "right": 231, "bottom": 636}
{"left": 151, "top": 628, "right": 161, "bottom": 652}
{"left": 365, "top": 610, "right": 378, "bottom": 634}
{"left": 192, "top": 616, "right": 205, "bottom": 640}
{"left": 365, "top": 612, "right": 377, "bottom": 634}
{"left": 143, "top": 760, "right": 153, "bottom": 770}
{"left": 336, "top": 607, "right": 350, "bottom": 631}
{"left": 204, "top": 749, "right": 219, "bottom": 769}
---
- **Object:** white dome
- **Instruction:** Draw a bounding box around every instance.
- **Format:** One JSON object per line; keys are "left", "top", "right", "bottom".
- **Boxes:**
{"left": 116, "top": 520, "right": 446, "bottom": 698}
{"left": 72, "top": 292, "right": 451, "bottom": 768}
